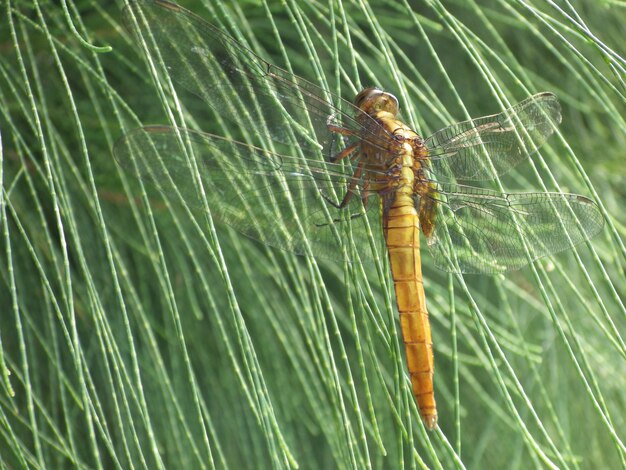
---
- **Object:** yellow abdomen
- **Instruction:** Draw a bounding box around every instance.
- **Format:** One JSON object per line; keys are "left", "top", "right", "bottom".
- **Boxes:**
{"left": 384, "top": 192, "right": 437, "bottom": 429}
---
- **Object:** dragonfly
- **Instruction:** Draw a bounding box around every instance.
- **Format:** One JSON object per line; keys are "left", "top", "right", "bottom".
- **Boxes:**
{"left": 115, "top": 0, "right": 604, "bottom": 429}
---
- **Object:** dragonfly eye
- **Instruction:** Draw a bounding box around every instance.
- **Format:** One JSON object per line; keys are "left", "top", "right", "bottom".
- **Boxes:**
{"left": 354, "top": 87, "right": 399, "bottom": 116}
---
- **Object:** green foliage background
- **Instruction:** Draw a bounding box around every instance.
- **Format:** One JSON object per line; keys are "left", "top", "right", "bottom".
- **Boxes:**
{"left": 1, "top": 0, "right": 624, "bottom": 468}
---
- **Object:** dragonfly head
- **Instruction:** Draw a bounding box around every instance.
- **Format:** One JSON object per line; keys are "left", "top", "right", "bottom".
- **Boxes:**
{"left": 354, "top": 87, "right": 399, "bottom": 117}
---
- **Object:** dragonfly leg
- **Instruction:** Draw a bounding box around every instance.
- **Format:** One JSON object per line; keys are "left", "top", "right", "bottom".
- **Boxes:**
{"left": 330, "top": 141, "right": 360, "bottom": 163}
{"left": 327, "top": 123, "right": 358, "bottom": 137}
{"left": 322, "top": 161, "right": 364, "bottom": 209}
{"left": 361, "top": 181, "right": 370, "bottom": 207}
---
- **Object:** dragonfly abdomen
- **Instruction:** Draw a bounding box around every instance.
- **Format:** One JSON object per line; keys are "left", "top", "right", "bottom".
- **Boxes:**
{"left": 384, "top": 192, "right": 437, "bottom": 429}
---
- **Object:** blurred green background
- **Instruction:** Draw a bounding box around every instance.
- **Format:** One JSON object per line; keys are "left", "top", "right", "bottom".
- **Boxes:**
{"left": 0, "top": 0, "right": 624, "bottom": 468}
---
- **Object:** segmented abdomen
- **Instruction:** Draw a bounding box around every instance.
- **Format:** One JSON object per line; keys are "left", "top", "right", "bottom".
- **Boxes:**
{"left": 383, "top": 192, "right": 437, "bottom": 429}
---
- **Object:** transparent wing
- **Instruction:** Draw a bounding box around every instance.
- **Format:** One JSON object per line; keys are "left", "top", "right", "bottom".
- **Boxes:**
{"left": 122, "top": 0, "right": 393, "bottom": 161}
{"left": 426, "top": 183, "right": 604, "bottom": 274}
{"left": 113, "top": 126, "right": 384, "bottom": 260}
{"left": 425, "top": 93, "right": 562, "bottom": 181}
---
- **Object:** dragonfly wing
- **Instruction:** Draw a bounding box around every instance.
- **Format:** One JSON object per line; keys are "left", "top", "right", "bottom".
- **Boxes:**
{"left": 425, "top": 93, "right": 561, "bottom": 181}
{"left": 426, "top": 183, "right": 604, "bottom": 274}
{"left": 122, "top": 0, "right": 392, "bottom": 160}
{"left": 113, "top": 126, "right": 384, "bottom": 260}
